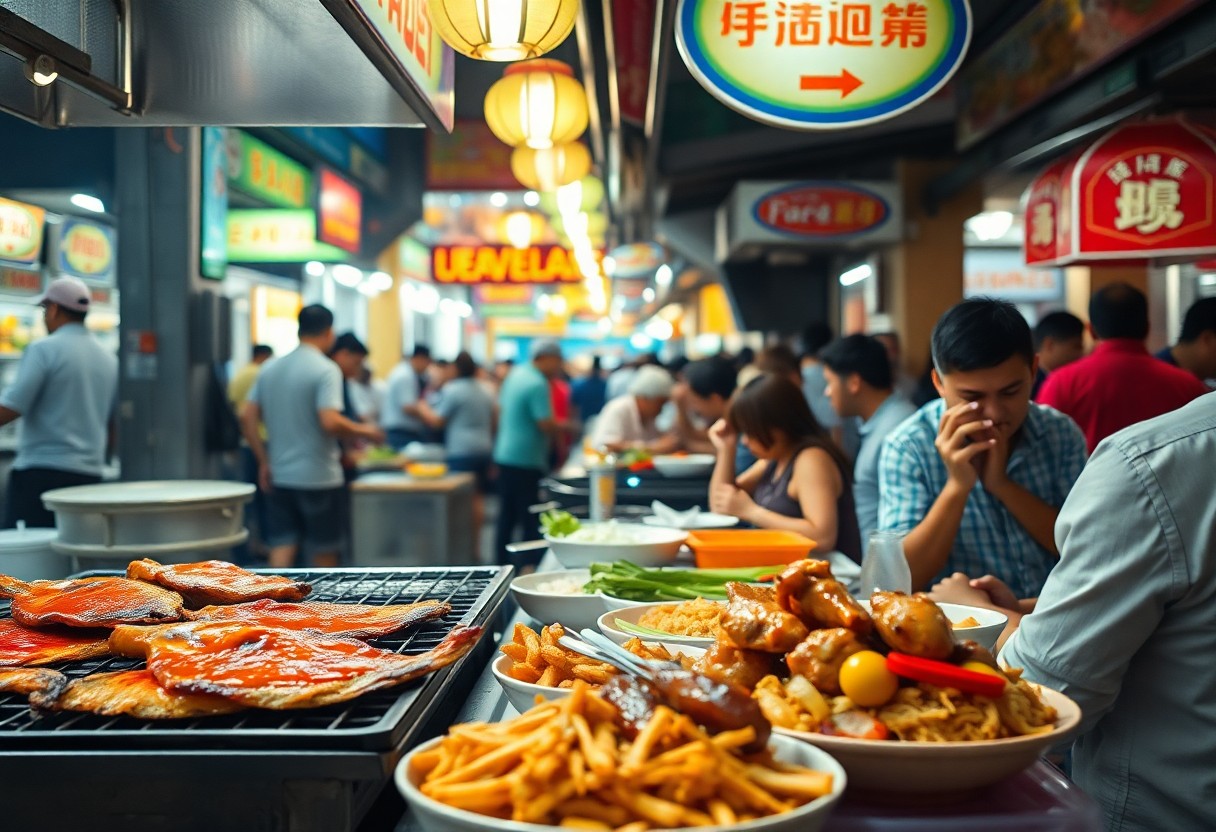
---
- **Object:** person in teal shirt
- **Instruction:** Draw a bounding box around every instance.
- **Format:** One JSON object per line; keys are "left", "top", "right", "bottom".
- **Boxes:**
{"left": 494, "top": 340, "right": 565, "bottom": 564}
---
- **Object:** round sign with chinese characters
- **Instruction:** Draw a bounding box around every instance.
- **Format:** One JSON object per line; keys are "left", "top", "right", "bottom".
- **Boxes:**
{"left": 675, "top": 0, "right": 972, "bottom": 130}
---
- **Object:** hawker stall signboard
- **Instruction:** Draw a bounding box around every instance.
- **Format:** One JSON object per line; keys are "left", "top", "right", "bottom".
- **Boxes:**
{"left": 675, "top": 0, "right": 972, "bottom": 129}
{"left": 718, "top": 180, "right": 902, "bottom": 258}
{"left": 317, "top": 168, "right": 363, "bottom": 254}
{"left": 55, "top": 218, "right": 117, "bottom": 284}
{"left": 1022, "top": 154, "right": 1076, "bottom": 268}
{"left": 1071, "top": 118, "right": 1216, "bottom": 262}
{"left": 227, "top": 131, "right": 313, "bottom": 209}
{"left": 0, "top": 197, "right": 46, "bottom": 267}
{"left": 433, "top": 245, "right": 594, "bottom": 285}
{"left": 227, "top": 210, "right": 349, "bottom": 263}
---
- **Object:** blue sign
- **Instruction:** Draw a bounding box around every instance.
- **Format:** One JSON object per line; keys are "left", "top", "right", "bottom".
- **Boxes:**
{"left": 56, "top": 218, "right": 117, "bottom": 284}
{"left": 200, "top": 127, "right": 229, "bottom": 280}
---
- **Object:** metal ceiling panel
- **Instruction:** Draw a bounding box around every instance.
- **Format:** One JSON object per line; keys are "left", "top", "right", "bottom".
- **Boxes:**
{"left": 0, "top": 0, "right": 434, "bottom": 127}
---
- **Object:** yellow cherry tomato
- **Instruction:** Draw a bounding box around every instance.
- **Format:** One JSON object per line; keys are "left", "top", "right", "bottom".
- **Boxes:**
{"left": 839, "top": 651, "right": 900, "bottom": 707}
{"left": 962, "top": 661, "right": 1009, "bottom": 687}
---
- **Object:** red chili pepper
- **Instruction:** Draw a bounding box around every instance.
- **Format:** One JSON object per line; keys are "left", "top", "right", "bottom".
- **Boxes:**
{"left": 627, "top": 460, "right": 654, "bottom": 472}
{"left": 886, "top": 652, "right": 1008, "bottom": 698}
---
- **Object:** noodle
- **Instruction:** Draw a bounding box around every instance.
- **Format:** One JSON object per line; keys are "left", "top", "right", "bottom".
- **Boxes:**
{"left": 876, "top": 679, "right": 1057, "bottom": 742}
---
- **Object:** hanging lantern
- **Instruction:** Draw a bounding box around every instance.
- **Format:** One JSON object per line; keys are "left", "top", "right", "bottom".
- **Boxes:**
{"left": 553, "top": 210, "right": 608, "bottom": 239}
{"left": 511, "top": 142, "right": 591, "bottom": 192}
{"left": 539, "top": 175, "right": 605, "bottom": 216}
{"left": 484, "top": 59, "right": 588, "bottom": 150}
{"left": 428, "top": 0, "right": 579, "bottom": 62}
{"left": 499, "top": 210, "right": 546, "bottom": 249}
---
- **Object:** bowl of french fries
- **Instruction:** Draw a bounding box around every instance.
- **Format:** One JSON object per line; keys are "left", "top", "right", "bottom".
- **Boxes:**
{"left": 493, "top": 623, "right": 682, "bottom": 713}
{"left": 397, "top": 679, "right": 846, "bottom": 831}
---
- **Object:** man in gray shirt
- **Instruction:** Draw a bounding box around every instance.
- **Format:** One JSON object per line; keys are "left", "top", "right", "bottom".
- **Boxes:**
{"left": 820, "top": 334, "right": 916, "bottom": 543}
{"left": 382, "top": 345, "right": 432, "bottom": 449}
{"left": 0, "top": 277, "right": 117, "bottom": 528}
{"left": 941, "top": 394, "right": 1216, "bottom": 830}
{"left": 241, "top": 305, "right": 382, "bottom": 568}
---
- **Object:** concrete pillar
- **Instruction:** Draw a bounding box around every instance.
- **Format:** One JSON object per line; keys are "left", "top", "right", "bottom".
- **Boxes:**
{"left": 885, "top": 160, "right": 983, "bottom": 379}
{"left": 115, "top": 128, "right": 225, "bottom": 481}
{"left": 367, "top": 245, "right": 404, "bottom": 380}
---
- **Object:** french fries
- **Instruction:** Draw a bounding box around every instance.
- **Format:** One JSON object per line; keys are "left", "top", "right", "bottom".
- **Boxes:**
{"left": 411, "top": 680, "right": 835, "bottom": 829}
{"left": 500, "top": 623, "right": 678, "bottom": 689}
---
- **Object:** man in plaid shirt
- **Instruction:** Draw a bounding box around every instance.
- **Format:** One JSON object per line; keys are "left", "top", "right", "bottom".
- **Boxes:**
{"left": 877, "top": 299, "right": 1088, "bottom": 598}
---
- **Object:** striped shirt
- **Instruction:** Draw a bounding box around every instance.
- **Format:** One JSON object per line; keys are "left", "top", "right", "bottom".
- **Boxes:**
{"left": 877, "top": 399, "right": 1087, "bottom": 598}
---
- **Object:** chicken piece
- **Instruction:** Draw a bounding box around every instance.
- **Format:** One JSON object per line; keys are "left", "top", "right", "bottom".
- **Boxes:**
{"left": 775, "top": 559, "right": 872, "bottom": 634}
{"left": 0, "top": 619, "right": 110, "bottom": 666}
{"left": 184, "top": 598, "right": 451, "bottom": 639}
{"left": 127, "top": 559, "right": 311, "bottom": 607}
{"left": 0, "top": 667, "right": 67, "bottom": 700}
{"left": 785, "top": 628, "right": 866, "bottom": 695}
{"left": 952, "top": 639, "right": 1002, "bottom": 671}
{"left": 721, "top": 582, "right": 809, "bottom": 654}
{"left": 30, "top": 669, "right": 243, "bottom": 719}
{"left": 692, "top": 639, "right": 775, "bottom": 691}
{"left": 0, "top": 575, "right": 184, "bottom": 629}
{"left": 113, "top": 620, "right": 483, "bottom": 710}
{"left": 869, "top": 591, "right": 955, "bottom": 660}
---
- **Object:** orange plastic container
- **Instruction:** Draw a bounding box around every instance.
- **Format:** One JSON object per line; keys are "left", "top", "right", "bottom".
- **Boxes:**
{"left": 685, "top": 530, "right": 815, "bottom": 568}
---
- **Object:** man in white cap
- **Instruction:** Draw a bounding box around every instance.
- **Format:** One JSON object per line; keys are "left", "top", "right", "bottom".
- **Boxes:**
{"left": 0, "top": 277, "right": 118, "bottom": 527}
{"left": 589, "top": 364, "right": 680, "bottom": 454}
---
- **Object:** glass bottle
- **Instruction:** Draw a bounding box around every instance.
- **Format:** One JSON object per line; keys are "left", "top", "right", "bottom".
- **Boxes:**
{"left": 857, "top": 531, "right": 912, "bottom": 598}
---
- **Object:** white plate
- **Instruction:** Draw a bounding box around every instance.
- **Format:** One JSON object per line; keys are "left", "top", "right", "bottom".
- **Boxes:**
{"left": 509, "top": 569, "right": 606, "bottom": 632}
{"left": 596, "top": 601, "right": 721, "bottom": 648}
{"left": 642, "top": 513, "right": 739, "bottom": 530}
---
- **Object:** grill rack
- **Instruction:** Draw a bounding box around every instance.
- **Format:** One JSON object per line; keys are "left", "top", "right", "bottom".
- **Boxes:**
{"left": 0, "top": 566, "right": 511, "bottom": 752}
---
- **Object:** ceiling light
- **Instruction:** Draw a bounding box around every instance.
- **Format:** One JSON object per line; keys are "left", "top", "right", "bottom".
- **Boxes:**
{"left": 1200, "top": 274, "right": 1216, "bottom": 287}
{"left": 644, "top": 318, "right": 674, "bottom": 341}
{"left": 332, "top": 264, "right": 363, "bottom": 287}
{"left": 366, "top": 271, "right": 393, "bottom": 292}
{"left": 357, "top": 282, "right": 380, "bottom": 297}
{"left": 304, "top": 260, "right": 326, "bottom": 277}
{"left": 602, "top": 255, "right": 616, "bottom": 276}
{"left": 414, "top": 285, "right": 440, "bottom": 314}
{"left": 490, "top": 191, "right": 508, "bottom": 207}
{"left": 630, "top": 333, "right": 654, "bottom": 350}
{"left": 504, "top": 211, "right": 536, "bottom": 249}
{"left": 551, "top": 295, "right": 568, "bottom": 316}
{"left": 524, "top": 190, "right": 540, "bottom": 207}
{"left": 642, "top": 287, "right": 655, "bottom": 303}
{"left": 598, "top": 317, "right": 613, "bottom": 334}
{"left": 24, "top": 55, "right": 58, "bottom": 86}
{"left": 429, "top": 0, "right": 578, "bottom": 61}
{"left": 70, "top": 194, "right": 105, "bottom": 213}
{"left": 965, "top": 210, "right": 1015, "bottom": 242}
{"left": 839, "top": 263, "right": 873, "bottom": 286}
{"left": 655, "top": 264, "right": 673, "bottom": 287}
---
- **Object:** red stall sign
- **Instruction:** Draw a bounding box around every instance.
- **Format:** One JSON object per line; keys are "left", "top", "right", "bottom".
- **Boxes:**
{"left": 317, "top": 169, "right": 362, "bottom": 253}
{"left": 1073, "top": 117, "right": 1216, "bottom": 262}
{"left": 753, "top": 183, "right": 890, "bottom": 237}
{"left": 1023, "top": 155, "right": 1072, "bottom": 267}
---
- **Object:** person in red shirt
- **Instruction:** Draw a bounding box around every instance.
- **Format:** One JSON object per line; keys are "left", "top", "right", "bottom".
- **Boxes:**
{"left": 1038, "top": 283, "right": 1210, "bottom": 453}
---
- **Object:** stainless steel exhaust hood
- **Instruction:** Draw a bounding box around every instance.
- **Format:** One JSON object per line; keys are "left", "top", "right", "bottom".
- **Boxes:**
{"left": 0, "top": 0, "right": 451, "bottom": 129}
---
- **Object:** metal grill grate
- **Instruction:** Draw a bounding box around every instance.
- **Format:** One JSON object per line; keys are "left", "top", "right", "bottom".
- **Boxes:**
{"left": 0, "top": 566, "right": 510, "bottom": 751}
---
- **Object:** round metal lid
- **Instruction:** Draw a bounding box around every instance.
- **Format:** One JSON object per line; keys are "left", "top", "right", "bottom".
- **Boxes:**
{"left": 0, "top": 527, "right": 59, "bottom": 551}
{"left": 42, "top": 480, "right": 255, "bottom": 508}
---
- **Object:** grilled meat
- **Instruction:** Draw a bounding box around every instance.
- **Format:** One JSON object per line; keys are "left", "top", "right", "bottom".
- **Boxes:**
{"left": 952, "top": 639, "right": 1002, "bottom": 671}
{"left": 112, "top": 620, "right": 483, "bottom": 710}
{"left": 183, "top": 598, "right": 451, "bottom": 639}
{"left": 775, "top": 559, "right": 872, "bottom": 634}
{"left": 0, "top": 575, "right": 184, "bottom": 628}
{"left": 601, "top": 673, "right": 661, "bottom": 739}
{"left": 721, "top": 582, "right": 809, "bottom": 653}
{"left": 0, "top": 618, "right": 110, "bottom": 666}
{"left": 786, "top": 627, "right": 866, "bottom": 695}
{"left": 869, "top": 590, "right": 955, "bottom": 660}
{"left": 127, "top": 559, "right": 311, "bottom": 607}
{"left": 647, "top": 665, "right": 772, "bottom": 752}
{"left": 31, "top": 669, "right": 243, "bottom": 719}
{"left": 0, "top": 667, "right": 67, "bottom": 700}
{"left": 692, "top": 640, "right": 775, "bottom": 691}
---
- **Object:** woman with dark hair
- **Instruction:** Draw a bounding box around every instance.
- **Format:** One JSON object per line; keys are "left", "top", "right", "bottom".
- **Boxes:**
{"left": 708, "top": 373, "right": 862, "bottom": 562}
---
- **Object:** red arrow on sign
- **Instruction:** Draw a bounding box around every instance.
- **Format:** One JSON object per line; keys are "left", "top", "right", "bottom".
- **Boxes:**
{"left": 799, "top": 69, "right": 863, "bottom": 98}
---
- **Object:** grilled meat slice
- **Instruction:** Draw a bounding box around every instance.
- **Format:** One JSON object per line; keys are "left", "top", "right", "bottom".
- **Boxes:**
{"left": 0, "top": 575, "right": 184, "bottom": 628}
{"left": 692, "top": 640, "right": 776, "bottom": 691}
{"left": 183, "top": 598, "right": 451, "bottom": 639}
{"left": 31, "top": 669, "right": 243, "bottom": 719}
{"left": 869, "top": 590, "right": 955, "bottom": 660}
{"left": 0, "top": 667, "right": 67, "bottom": 700}
{"left": 127, "top": 559, "right": 311, "bottom": 607}
{"left": 0, "top": 618, "right": 110, "bottom": 666}
{"left": 775, "top": 559, "right": 872, "bottom": 634}
{"left": 721, "top": 582, "right": 809, "bottom": 653}
{"left": 786, "top": 628, "right": 866, "bottom": 695}
{"left": 114, "top": 621, "right": 484, "bottom": 710}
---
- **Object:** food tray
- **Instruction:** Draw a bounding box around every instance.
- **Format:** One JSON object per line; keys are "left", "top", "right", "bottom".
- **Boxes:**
{"left": 686, "top": 529, "right": 816, "bottom": 567}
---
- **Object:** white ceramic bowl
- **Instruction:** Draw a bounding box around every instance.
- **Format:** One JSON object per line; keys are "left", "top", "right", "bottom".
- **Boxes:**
{"left": 544, "top": 524, "right": 688, "bottom": 568}
{"left": 398, "top": 729, "right": 846, "bottom": 832}
{"left": 597, "top": 601, "right": 721, "bottom": 648}
{"left": 652, "top": 453, "right": 717, "bottom": 478}
{"left": 936, "top": 602, "right": 1009, "bottom": 652}
{"left": 491, "top": 654, "right": 573, "bottom": 714}
{"left": 510, "top": 569, "right": 605, "bottom": 632}
{"left": 776, "top": 685, "right": 1080, "bottom": 794}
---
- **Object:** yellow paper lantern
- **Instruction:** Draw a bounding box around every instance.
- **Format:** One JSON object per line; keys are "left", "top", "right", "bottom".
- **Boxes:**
{"left": 484, "top": 59, "right": 588, "bottom": 150}
{"left": 428, "top": 0, "right": 579, "bottom": 61}
{"left": 540, "top": 175, "right": 604, "bottom": 216}
{"left": 510, "top": 142, "right": 591, "bottom": 192}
